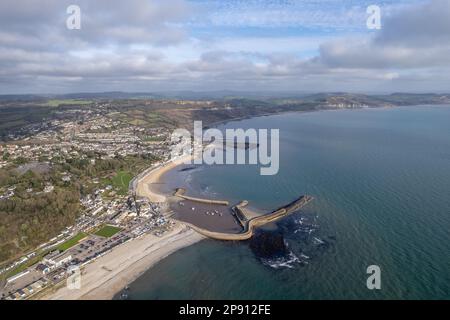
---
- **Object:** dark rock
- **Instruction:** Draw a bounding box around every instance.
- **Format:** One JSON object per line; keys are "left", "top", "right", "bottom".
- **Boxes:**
{"left": 249, "top": 230, "right": 289, "bottom": 259}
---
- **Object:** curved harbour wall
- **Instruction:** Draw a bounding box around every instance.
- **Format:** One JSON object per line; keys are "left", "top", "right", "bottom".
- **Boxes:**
{"left": 172, "top": 190, "right": 313, "bottom": 241}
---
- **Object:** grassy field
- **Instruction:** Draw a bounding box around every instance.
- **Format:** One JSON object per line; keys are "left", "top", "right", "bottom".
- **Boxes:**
{"left": 128, "top": 119, "right": 147, "bottom": 126}
{"left": 2, "top": 232, "right": 86, "bottom": 280}
{"left": 110, "top": 170, "right": 133, "bottom": 195}
{"left": 108, "top": 109, "right": 171, "bottom": 129}
{"left": 94, "top": 225, "right": 121, "bottom": 238}
{"left": 0, "top": 250, "right": 50, "bottom": 281}
{"left": 45, "top": 99, "right": 93, "bottom": 107}
{"left": 56, "top": 232, "right": 87, "bottom": 251}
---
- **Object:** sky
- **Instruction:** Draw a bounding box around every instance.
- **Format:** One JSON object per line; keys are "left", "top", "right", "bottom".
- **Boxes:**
{"left": 0, "top": 0, "right": 449, "bottom": 94}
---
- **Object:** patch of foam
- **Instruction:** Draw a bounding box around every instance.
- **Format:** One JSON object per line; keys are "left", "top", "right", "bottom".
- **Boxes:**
{"left": 262, "top": 251, "right": 308, "bottom": 269}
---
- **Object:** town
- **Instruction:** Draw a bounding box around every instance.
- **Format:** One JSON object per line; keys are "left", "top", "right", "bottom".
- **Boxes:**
{"left": 0, "top": 101, "right": 177, "bottom": 299}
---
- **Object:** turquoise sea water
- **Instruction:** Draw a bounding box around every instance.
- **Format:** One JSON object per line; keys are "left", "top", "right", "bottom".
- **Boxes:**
{"left": 119, "top": 106, "right": 450, "bottom": 299}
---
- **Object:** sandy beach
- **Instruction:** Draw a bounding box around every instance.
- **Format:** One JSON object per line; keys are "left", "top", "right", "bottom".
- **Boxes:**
{"left": 41, "top": 222, "right": 204, "bottom": 300}
{"left": 135, "top": 155, "right": 193, "bottom": 202}
{"left": 39, "top": 155, "right": 204, "bottom": 300}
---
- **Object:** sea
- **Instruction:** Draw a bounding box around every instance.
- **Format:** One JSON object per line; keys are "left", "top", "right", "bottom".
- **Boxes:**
{"left": 116, "top": 105, "right": 450, "bottom": 299}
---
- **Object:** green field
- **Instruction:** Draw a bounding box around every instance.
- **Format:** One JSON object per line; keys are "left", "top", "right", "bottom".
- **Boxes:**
{"left": 0, "top": 251, "right": 48, "bottom": 281}
{"left": 1, "top": 232, "right": 86, "bottom": 280}
{"left": 94, "top": 225, "right": 122, "bottom": 238}
{"left": 56, "top": 232, "right": 87, "bottom": 251}
{"left": 110, "top": 171, "right": 133, "bottom": 195}
{"left": 45, "top": 99, "right": 93, "bottom": 107}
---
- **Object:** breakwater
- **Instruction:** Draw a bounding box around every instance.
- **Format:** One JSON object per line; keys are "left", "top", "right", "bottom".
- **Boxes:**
{"left": 172, "top": 190, "right": 313, "bottom": 240}
{"left": 174, "top": 188, "right": 230, "bottom": 206}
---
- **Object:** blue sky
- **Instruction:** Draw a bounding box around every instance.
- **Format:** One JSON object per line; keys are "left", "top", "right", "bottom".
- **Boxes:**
{"left": 0, "top": 0, "right": 449, "bottom": 94}
{"left": 186, "top": 0, "right": 423, "bottom": 49}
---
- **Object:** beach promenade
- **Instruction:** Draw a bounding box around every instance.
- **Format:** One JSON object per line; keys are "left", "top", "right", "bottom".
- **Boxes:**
{"left": 41, "top": 222, "right": 203, "bottom": 300}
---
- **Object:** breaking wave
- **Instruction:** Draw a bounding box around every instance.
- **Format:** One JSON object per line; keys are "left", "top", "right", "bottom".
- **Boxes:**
{"left": 261, "top": 251, "right": 309, "bottom": 269}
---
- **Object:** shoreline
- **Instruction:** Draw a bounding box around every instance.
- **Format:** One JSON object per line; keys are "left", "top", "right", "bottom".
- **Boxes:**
{"left": 38, "top": 105, "right": 387, "bottom": 300}
{"left": 40, "top": 222, "right": 204, "bottom": 300}
{"left": 39, "top": 155, "right": 203, "bottom": 300}
{"left": 41, "top": 108, "right": 309, "bottom": 299}
{"left": 17, "top": 104, "right": 450, "bottom": 300}
{"left": 135, "top": 154, "right": 193, "bottom": 203}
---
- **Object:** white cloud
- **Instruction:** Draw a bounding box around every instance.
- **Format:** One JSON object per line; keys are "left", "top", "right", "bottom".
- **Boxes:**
{"left": 0, "top": 0, "right": 449, "bottom": 93}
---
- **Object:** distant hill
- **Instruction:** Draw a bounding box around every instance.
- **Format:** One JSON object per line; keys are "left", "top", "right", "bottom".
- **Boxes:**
{"left": 1, "top": 91, "right": 449, "bottom": 103}
{"left": 1, "top": 92, "right": 450, "bottom": 141}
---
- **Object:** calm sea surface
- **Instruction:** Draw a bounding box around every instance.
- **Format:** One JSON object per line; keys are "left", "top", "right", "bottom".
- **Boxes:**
{"left": 118, "top": 106, "right": 450, "bottom": 299}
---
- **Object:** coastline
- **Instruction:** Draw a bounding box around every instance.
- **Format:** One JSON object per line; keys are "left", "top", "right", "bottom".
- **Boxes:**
{"left": 135, "top": 154, "right": 193, "bottom": 202}
{"left": 40, "top": 222, "right": 204, "bottom": 300}
{"left": 39, "top": 155, "right": 203, "bottom": 300}
{"left": 37, "top": 109, "right": 309, "bottom": 300}
{"left": 37, "top": 105, "right": 405, "bottom": 300}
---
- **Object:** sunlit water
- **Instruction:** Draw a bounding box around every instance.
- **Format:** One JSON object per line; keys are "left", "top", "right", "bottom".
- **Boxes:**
{"left": 117, "top": 106, "right": 450, "bottom": 299}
